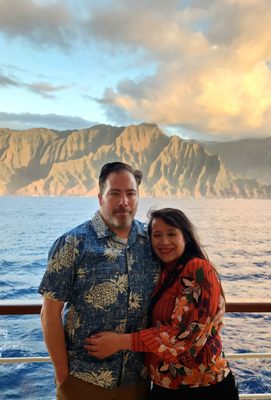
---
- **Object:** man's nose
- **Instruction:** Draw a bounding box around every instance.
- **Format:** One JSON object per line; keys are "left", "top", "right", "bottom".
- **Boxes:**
{"left": 118, "top": 194, "right": 128, "bottom": 206}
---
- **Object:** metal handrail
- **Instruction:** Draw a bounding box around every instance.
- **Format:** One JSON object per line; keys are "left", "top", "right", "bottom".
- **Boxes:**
{"left": 0, "top": 356, "right": 270, "bottom": 399}
{"left": 1, "top": 352, "right": 271, "bottom": 364}
{"left": 240, "top": 396, "right": 271, "bottom": 399}
{"left": 1, "top": 300, "right": 271, "bottom": 315}
{"left": 1, "top": 300, "right": 271, "bottom": 399}
{"left": 0, "top": 354, "right": 270, "bottom": 399}
{"left": 0, "top": 356, "right": 51, "bottom": 364}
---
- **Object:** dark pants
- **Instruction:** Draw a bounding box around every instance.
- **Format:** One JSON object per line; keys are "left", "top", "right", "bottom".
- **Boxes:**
{"left": 56, "top": 375, "right": 150, "bottom": 400}
{"left": 147, "top": 371, "right": 239, "bottom": 400}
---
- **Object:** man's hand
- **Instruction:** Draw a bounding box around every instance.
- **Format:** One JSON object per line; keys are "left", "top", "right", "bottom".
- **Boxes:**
{"left": 84, "top": 332, "right": 131, "bottom": 359}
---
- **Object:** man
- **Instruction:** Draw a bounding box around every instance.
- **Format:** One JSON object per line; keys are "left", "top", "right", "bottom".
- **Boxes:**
{"left": 38, "top": 162, "right": 160, "bottom": 400}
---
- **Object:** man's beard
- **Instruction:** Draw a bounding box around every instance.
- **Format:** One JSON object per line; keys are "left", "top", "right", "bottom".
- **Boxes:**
{"left": 110, "top": 208, "right": 134, "bottom": 229}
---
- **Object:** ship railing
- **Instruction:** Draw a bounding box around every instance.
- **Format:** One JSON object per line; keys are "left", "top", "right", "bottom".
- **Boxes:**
{"left": 0, "top": 300, "right": 271, "bottom": 400}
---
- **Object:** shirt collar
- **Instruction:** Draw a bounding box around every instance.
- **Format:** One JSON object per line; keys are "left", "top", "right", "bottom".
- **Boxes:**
{"left": 91, "top": 210, "right": 148, "bottom": 241}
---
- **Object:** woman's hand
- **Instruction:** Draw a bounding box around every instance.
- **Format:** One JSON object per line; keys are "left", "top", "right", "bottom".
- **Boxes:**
{"left": 213, "top": 295, "right": 225, "bottom": 332}
{"left": 84, "top": 332, "right": 131, "bottom": 359}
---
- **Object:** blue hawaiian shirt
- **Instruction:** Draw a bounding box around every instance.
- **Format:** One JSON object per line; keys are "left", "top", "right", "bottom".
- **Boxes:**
{"left": 38, "top": 211, "right": 160, "bottom": 389}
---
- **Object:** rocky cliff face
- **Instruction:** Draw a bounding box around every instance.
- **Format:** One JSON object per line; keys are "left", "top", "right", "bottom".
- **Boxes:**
{"left": 204, "top": 137, "right": 271, "bottom": 185}
{"left": 0, "top": 123, "right": 270, "bottom": 198}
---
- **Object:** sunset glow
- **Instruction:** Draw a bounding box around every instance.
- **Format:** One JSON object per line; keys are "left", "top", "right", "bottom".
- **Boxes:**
{"left": 1, "top": 0, "right": 271, "bottom": 140}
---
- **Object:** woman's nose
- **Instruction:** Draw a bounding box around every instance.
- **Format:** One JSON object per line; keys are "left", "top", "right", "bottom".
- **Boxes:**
{"left": 160, "top": 236, "right": 169, "bottom": 244}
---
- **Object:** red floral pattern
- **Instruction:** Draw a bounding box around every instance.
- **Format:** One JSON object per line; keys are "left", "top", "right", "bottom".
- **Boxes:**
{"left": 131, "top": 257, "right": 230, "bottom": 388}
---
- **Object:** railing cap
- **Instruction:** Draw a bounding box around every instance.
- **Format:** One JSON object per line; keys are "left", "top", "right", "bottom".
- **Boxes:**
{"left": 0, "top": 299, "right": 271, "bottom": 314}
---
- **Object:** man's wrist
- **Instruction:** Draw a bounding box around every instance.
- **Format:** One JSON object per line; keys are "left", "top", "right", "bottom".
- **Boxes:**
{"left": 54, "top": 361, "right": 69, "bottom": 384}
{"left": 55, "top": 370, "right": 69, "bottom": 386}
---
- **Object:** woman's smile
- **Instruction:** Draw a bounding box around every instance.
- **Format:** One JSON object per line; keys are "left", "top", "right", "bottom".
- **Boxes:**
{"left": 151, "top": 218, "right": 186, "bottom": 263}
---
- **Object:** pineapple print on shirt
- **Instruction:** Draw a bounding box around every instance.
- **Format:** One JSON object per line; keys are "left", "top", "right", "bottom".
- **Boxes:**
{"left": 38, "top": 211, "right": 160, "bottom": 389}
{"left": 85, "top": 274, "right": 128, "bottom": 309}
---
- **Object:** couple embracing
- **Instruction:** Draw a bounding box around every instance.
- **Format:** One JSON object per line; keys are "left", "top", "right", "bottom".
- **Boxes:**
{"left": 39, "top": 162, "right": 239, "bottom": 400}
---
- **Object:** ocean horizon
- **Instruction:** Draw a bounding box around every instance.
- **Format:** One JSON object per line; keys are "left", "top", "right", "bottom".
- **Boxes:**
{"left": 0, "top": 196, "right": 270, "bottom": 399}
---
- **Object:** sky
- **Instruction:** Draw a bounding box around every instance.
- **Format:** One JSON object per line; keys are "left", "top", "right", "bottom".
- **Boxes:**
{"left": 1, "top": 0, "right": 271, "bottom": 141}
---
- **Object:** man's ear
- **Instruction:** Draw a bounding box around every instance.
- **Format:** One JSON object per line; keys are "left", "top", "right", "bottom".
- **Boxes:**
{"left": 98, "top": 192, "right": 102, "bottom": 206}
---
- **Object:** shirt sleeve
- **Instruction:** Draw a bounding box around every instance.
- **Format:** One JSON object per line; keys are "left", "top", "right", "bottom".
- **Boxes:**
{"left": 38, "top": 233, "right": 81, "bottom": 302}
{"left": 131, "top": 258, "right": 222, "bottom": 364}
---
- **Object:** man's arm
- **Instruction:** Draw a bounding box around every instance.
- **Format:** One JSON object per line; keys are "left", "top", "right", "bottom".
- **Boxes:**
{"left": 40, "top": 297, "right": 69, "bottom": 386}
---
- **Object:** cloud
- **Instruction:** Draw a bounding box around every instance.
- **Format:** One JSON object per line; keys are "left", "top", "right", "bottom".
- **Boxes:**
{"left": 87, "top": 0, "right": 271, "bottom": 139}
{"left": 91, "top": 88, "right": 133, "bottom": 125}
{"left": 0, "top": 74, "right": 20, "bottom": 87}
{"left": 0, "top": 0, "right": 75, "bottom": 49}
{"left": 0, "top": 62, "right": 59, "bottom": 80}
{"left": 27, "top": 82, "right": 72, "bottom": 98}
{"left": 85, "top": 0, "right": 206, "bottom": 58}
{"left": 1, "top": 0, "right": 271, "bottom": 138}
{"left": 0, "top": 112, "right": 96, "bottom": 131}
{"left": 0, "top": 72, "right": 71, "bottom": 98}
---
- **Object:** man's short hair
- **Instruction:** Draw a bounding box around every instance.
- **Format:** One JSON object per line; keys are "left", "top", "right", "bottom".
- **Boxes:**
{"left": 99, "top": 162, "right": 142, "bottom": 194}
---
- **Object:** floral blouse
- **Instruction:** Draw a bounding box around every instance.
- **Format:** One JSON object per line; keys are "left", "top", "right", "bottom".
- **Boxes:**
{"left": 131, "top": 257, "right": 230, "bottom": 388}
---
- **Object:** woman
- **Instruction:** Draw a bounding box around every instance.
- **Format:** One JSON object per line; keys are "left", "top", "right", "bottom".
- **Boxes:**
{"left": 85, "top": 208, "right": 239, "bottom": 399}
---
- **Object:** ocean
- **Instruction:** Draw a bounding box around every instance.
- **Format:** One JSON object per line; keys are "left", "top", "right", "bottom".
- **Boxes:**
{"left": 0, "top": 196, "right": 270, "bottom": 399}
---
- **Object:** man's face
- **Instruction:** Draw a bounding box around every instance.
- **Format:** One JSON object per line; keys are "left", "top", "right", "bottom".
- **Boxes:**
{"left": 98, "top": 170, "right": 139, "bottom": 237}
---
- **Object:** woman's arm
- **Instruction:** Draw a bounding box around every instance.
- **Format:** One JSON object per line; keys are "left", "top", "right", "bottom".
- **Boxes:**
{"left": 131, "top": 258, "right": 222, "bottom": 364}
{"left": 85, "top": 259, "right": 222, "bottom": 362}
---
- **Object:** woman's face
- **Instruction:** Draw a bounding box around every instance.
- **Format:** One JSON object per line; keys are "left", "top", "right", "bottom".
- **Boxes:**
{"left": 151, "top": 217, "right": 186, "bottom": 263}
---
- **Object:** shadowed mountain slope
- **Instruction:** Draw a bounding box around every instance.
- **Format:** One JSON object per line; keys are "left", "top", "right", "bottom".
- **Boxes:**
{"left": 0, "top": 124, "right": 270, "bottom": 198}
{"left": 204, "top": 137, "right": 271, "bottom": 185}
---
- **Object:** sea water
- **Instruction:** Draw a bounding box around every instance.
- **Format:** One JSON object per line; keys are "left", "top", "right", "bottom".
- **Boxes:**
{"left": 0, "top": 197, "right": 270, "bottom": 399}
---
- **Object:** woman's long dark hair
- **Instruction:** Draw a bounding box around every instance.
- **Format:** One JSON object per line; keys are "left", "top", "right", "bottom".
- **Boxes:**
{"left": 147, "top": 208, "right": 224, "bottom": 325}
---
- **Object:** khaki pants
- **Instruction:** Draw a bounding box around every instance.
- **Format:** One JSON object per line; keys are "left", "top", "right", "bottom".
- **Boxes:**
{"left": 56, "top": 375, "right": 150, "bottom": 400}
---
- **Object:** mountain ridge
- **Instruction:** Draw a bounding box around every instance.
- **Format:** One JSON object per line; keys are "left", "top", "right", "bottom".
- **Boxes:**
{"left": 204, "top": 136, "right": 271, "bottom": 185}
{"left": 0, "top": 123, "right": 270, "bottom": 198}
